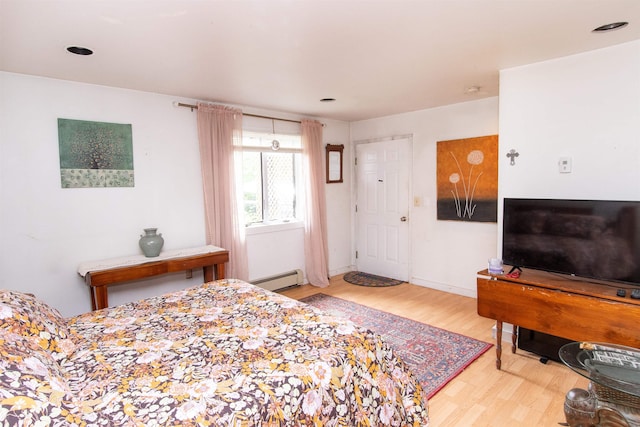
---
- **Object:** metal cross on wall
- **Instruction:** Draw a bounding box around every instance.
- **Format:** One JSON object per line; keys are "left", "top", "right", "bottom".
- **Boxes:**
{"left": 507, "top": 149, "right": 519, "bottom": 166}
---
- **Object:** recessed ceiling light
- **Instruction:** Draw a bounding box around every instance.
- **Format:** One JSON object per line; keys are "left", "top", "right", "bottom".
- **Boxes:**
{"left": 464, "top": 86, "right": 481, "bottom": 94}
{"left": 66, "top": 46, "right": 94, "bottom": 56}
{"left": 592, "top": 22, "right": 628, "bottom": 33}
{"left": 320, "top": 98, "right": 336, "bottom": 102}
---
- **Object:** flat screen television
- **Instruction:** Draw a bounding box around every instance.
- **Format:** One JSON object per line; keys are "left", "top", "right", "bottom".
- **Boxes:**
{"left": 502, "top": 198, "right": 640, "bottom": 285}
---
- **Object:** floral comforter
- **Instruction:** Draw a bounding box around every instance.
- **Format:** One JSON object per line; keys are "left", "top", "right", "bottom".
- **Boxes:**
{"left": 1, "top": 280, "right": 429, "bottom": 426}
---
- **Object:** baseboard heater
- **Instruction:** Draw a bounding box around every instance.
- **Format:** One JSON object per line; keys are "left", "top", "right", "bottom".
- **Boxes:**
{"left": 252, "top": 269, "right": 304, "bottom": 291}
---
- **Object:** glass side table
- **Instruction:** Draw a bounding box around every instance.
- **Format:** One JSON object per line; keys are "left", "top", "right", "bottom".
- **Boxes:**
{"left": 559, "top": 342, "right": 640, "bottom": 427}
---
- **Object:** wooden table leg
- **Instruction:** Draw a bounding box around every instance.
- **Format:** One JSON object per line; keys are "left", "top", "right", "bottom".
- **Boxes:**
{"left": 512, "top": 325, "right": 518, "bottom": 353}
{"left": 203, "top": 263, "right": 225, "bottom": 282}
{"left": 496, "top": 320, "right": 503, "bottom": 370}
{"left": 203, "top": 265, "right": 214, "bottom": 282}
{"left": 94, "top": 286, "right": 109, "bottom": 310}
{"left": 89, "top": 287, "right": 97, "bottom": 311}
{"left": 215, "top": 263, "right": 225, "bottom": 280}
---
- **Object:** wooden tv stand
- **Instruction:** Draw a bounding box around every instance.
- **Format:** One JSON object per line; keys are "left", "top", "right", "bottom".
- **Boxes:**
{"left": 477, "top": 268, "right": 640, "bottom": 369}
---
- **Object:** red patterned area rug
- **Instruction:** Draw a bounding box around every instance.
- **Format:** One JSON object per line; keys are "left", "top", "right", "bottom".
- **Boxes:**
{"left": 300, "top": 293, "right": 492, "bottom": 399}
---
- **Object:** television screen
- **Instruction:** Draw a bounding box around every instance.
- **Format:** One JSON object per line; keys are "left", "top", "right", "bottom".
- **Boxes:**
{"left": 502, "top": 198, "right": 640, "bottom": 285}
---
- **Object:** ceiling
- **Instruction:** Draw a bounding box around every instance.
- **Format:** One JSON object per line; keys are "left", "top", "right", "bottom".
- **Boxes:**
{"left": 1, "top": 1, "right": 639, "bottom": 122}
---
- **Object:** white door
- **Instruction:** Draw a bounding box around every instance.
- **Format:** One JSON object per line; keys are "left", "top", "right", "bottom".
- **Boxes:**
{"left": 355, "top": 138, "right": 410, "bottom": 281}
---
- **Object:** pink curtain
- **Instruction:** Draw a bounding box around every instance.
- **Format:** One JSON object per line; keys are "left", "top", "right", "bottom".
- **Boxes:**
{"left": 302, "top": 119, "right": 329, "bottom": 287}
{"left": 197, "top": 103, "right": 248, "bottom": 281}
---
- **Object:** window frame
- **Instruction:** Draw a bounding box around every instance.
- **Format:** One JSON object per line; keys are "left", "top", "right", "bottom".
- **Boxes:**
{"left": 237, "top": 132, "right": 304, "bottom": 229}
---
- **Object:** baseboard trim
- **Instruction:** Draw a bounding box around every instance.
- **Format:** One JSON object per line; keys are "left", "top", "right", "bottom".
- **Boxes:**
{"left": 492, "top": 323, "right": 515, "bottom": 343}
{"left": 410, "top": 277, "right": 477, "bottom": 298}
{"left": 329, "top": 266, "right": 354, "bottom": 278}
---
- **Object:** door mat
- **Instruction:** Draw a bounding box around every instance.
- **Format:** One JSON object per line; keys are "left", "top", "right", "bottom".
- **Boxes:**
{"left": 300, "top": 293, "right": 493, "bottom": 399}
{"left": 343, "top": 271, "right": 404, "bottom": 287}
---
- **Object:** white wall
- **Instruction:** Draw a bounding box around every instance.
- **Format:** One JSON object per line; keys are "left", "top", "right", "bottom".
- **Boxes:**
{"left": 0, "top": 72, "right": 351, "bottom": 316}
{"left": 350, "top": 98, "right": 500, "bottom": 297}
{"left": 323, "top": 123, "right": 354, "bottom": 278}
{"left": 498, "top": 40, "right": 640, "bottom": 249}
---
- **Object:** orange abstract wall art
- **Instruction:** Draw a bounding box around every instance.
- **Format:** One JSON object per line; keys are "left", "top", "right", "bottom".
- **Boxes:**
{"left": 436, "top": 135, "right": 498, "bottom": 222}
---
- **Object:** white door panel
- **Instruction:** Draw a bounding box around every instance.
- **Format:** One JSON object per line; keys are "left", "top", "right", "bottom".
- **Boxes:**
{"left": 356, "top": 138, "right": 410, "bottom": 281}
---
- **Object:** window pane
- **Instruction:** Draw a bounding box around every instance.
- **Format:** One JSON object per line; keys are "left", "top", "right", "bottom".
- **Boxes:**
{"left": 263, "top": 152, "right": 297, "bottom": 221}
{"left": 242, "top": 151, "right": 262, "bottom": 224}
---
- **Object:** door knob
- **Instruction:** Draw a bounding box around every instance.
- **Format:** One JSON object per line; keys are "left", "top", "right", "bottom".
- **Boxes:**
{"left": 400, "top": 216, "right": 407, "bottom": 222}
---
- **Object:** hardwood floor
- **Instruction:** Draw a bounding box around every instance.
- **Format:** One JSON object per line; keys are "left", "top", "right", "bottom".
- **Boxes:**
{"left": 280, "top": 274, "right": 588, "bottom": 426}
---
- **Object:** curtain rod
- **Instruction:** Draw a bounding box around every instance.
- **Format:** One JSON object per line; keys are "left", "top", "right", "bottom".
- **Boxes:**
{"left": 175, "top": 102, "right": 302, "bottom": 124}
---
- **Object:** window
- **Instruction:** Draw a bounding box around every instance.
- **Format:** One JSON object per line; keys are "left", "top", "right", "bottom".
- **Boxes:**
{"left": 238, "top": 130, "right": 303, "bottom": 226}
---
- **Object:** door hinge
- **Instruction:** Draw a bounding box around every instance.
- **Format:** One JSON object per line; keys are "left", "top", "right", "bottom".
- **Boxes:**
{"left": 355, "top": 251, "right": 358, "bottom": 259}
{"left": 355, "top": 204, "right": 358, "bottom": 213}
{"left": 355, "top": 157, "right": 358, "bottom": 166}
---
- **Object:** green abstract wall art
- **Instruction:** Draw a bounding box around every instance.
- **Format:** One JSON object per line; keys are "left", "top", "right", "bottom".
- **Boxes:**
{"left": 58, "top": 118, "right": 134, "bottom": 188}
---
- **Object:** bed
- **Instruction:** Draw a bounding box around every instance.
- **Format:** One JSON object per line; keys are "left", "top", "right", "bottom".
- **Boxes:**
{"left": 0, "top": 279, "right": 429, "bottom": 426}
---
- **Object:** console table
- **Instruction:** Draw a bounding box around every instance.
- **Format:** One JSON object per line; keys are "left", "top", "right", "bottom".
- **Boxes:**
{"left": 78, "top": 245, "right": 229, "bottom": 310}
{"left": 477, "top": 268, "right": 640, "bottom": 369}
